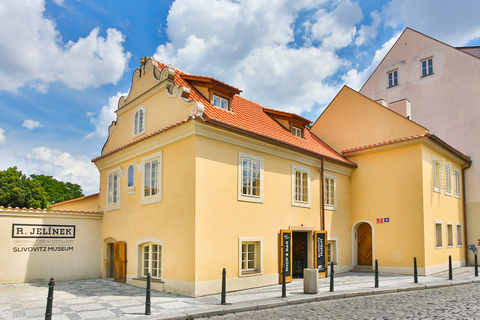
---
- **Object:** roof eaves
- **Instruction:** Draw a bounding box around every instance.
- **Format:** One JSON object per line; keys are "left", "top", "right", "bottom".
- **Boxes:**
{"left": 50, "top": 193, "right": 100, "bottom": 207}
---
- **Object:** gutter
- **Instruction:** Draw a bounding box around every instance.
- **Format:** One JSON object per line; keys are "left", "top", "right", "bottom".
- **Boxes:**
{"left": 462, "top": 160, "right": 472, "bottom": 263}
{"left": 321, "top": 157, "right": 325, "bottom": 231}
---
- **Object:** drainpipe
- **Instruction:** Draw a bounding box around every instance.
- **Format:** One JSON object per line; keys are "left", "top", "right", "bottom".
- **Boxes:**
{"left": 321, "top": 157, "right": 325, "bottom": 231}
{"left": 462, "top": 161, "right": 472, "bottom": 263}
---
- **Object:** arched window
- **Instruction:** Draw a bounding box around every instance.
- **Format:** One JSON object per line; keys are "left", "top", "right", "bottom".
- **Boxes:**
{"left": 133, "top": 106, "right": 146, "bottom": 136}
{"left": 142, "top": 243, "right": 163, "bottom": 279}
{"left": 127, "top": 165, "right": 134, "bottom": 187}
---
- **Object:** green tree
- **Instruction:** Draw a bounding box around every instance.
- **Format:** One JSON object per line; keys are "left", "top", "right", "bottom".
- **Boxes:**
{"left": 30, "top": 174, "right": 84, "bottom": 205}
{"left": 0, "top": 167, "right": 48, "bottom": 209}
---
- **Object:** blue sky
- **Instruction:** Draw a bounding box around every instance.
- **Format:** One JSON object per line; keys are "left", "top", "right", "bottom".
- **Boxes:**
{"left": 1, "top": 0, "right": 480, "bottom": 195}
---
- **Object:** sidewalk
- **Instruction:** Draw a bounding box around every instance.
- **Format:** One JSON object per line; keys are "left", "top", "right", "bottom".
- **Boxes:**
{"left": 0, "top": 267, "right": 479, "bottom": 320}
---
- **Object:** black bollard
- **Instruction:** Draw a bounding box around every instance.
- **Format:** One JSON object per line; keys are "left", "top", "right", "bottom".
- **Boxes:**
{"left": 449, "top": 255, "right": 453, "bottom": 280}
{"left": 329, "top": 261, "right": 334, "bottom": 292}
{"left": 145, "top": 273, "right": 151, "bottom": 315}
{"left": 221, "top": 268, "right": 227, "bottom": 305}
{"left": 475, "top": 254, "right": 478, "bottom": 277}
{"left": 414, "top": 257, "right": 418, "bottom": 284}
{"left": 281, "top": 261, "right": 286, "bottom": 298}
{"left": 375, "top": 259, "right": 379, "bottom": 288}
{"left": 45, "top": 277, "right": 55, "bottom": 320}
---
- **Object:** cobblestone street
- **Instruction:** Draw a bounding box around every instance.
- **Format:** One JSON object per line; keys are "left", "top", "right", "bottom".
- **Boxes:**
{"left": 202, "top": 283, "right": 480, "bottom": 320}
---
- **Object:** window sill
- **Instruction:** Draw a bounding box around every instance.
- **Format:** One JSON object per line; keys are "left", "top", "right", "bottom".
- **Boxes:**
{"left": 421, "top": 73, "right": 434, "bottom": 78}
{"left": 133, "top": 131, "right": 146, "bottom": 139}
{"left": 387, "top": 84, "right": 398, "bottom": 89}
{"left": 457, "top": 245, "right": 463, "bottom": 248}
{"left": 324, "top": 205, "right": 337, "bottom": 211}
{"left": 447, "top": 245, "right": 454, "bottom": 249}
{"left": 132, "top": 277, "right": 164, "bottom": 283}
{"left": 435, "top": 246, "right": 443, "bottom": 250}
{"left": 240, "top": 270, "right": 262, "bottom": 277}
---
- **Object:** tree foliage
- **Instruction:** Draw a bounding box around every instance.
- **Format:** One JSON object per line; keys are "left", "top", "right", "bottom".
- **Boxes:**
{"left": 30, "top": 174, "right": 84, "bottom": 205}
{"left": 0, "top": 167, "right": 48, "bottom": 209}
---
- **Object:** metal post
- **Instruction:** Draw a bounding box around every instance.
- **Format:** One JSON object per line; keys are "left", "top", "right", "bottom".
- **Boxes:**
{"left": 145, "top": 273, "right": 151, "bottom": 315}
{"left": 329, "top": 261, "right": 334, "bottom": 292}
{"left": 374, "top": 259, "right": 379, "bottom": 288}
{"left": 414, "top": 257, "right": 418, "bottom": 284}
{"left": 221, "top": 268, "right": 227, "bottom": 305}
{"left": 282, "top": 260, "right": 286, "bottom": 298}
{"left": 449, "top": 255, "right": 453, "bottom": 280}
{"left": 45, "top": 278, "right": 55, "bottom": 320}
{"left": 475, "top": 254, "right": 478, "bottom": 277}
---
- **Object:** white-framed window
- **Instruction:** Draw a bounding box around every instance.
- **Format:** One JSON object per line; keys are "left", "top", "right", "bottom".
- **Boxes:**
{"left": 324, "top": 173, "right": 337, "bottom": 210}
{"left": 133, "top": 106, "right": 146, "bottom": 136}
{"left": 421, "top": 57, "right": 433, "bottom": 77}
{"left": 107, "top": 168, "right": 121, "bottom": 211}
{"left": 292, "top": 165, "right": 311, "bottom": 208}
{"left": 327, "top": 238, "right": 338, "bottom": 265}
{"left": 433, "top": 157, "right": 443, "bottom": 193}
{"left": 142, "top": 243, "right": 163, "bottom": 279}
{"left": 126, "top": 164, "right": 135, "bottom": 195}
{"left": 141, "top": 151, "right": 162, "bottom": 205}
{"left": 213, "top": 95, "right": 228, "bottom": 110}
{"left": 457, "top": 223, "right": 463, "bottom": 247}
{"left": 444, "top": 162, "right": 452, "bottom": 196}
{"left": 388, "top": 69, "right": 398, "bottom": 87}
{"left": 435, "top": 221, "right": 443, "bottom": 249}
{"left": 446, "top": 223, "right": 454, "bottom": 248}
{"left": 238, "top": 152, "right": 264, "bottom": 203}
{"left": 291, "top": 126, "right": 302, "bottom": 138}
{"left": 238, "top": 237, "right": 263, "bottom": 276}
{"left": 454, "top": 168, "right": 461, "bottom": 199}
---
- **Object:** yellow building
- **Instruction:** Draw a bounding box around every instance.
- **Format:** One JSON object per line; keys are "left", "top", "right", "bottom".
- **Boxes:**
{"left": 50, "top": 59, "right": 471, "bottom": 297}
{"left": 311, "top": 86, "right": 471, "bottom": 275}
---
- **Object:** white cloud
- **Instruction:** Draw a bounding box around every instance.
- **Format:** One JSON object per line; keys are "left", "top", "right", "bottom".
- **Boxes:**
{"left": 154, "top": 0, "right": 362, "bottom": 115}
{"left": 26, "top": 147, "right": 99, "bottom": 194}
{"left": 0, "top": 128, "right": 6, "bottom": 146}
{"left": 86, "top": 92, "right": 127, "bottom": 139}
{"left": 51, "top": 0, "right": 64, "bottom": 6}
{"left": 355, "top": 11, "right": 381, "bottom": 46}
{"left": 22, "top": 119, "right": 42, "bottom": 130}
{"left": 0, "top": 0, "right": 131, "bottom": 93}
{"left": 385, "top": 0, "right": 480, "bottom": 46}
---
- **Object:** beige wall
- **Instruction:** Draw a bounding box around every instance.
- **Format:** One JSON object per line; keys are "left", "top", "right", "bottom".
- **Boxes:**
{"left": 51, "top": 194, "right": 100, "bottom": 213}
{"left": 0, "top": 208, "right": 102, "bottom": 283}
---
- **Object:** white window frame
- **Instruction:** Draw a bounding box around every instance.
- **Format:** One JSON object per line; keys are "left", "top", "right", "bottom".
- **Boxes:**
{"left": 456, "top": 223, "right": 463, "bottom": 247}
{"left": 291, "top": 126, "right": 302, "bottom": 138}
{"left": 444, "top": 162, "right": 452, "bottom": 196}
{"left": 213, "top": 95, "right": 228, "bottom": 110}
{"left": 387, "top": 69, "right": 398, "bottom": 87}
{"left": 126, "top": 164, "right": 135, "bottom": 195}
{"left": 421, "top": 57, "right": 433, "bottom": 77}
{"left": 446, "top": 222, "right": 454, "bottom": 248}
{"left": 327, "top": 237, "right": 338, "bottom": 265}
{"left": 238, "top": 152, "right": 264, "bottom": 203}
{"left": 324, "top": 173, "right": 337, "bottom": 210}
{"left": 433, "top": 157, "right": 443, "bottom": 193}
{"left": 141, "top": 151, "right": 162, "bottom": 205}
{"left": 106, "top": 167, "right": 121, "bottom": 211}
{"left": 435, "top": 221, "right": 443, "bottom": 249}
{"left": 454, "top": 168, "right": 461, "bottom": 199}
{"left": 136, "top": 238, "right": 164, "bottom": 281}
{"left": 292, "top": 165, "right": 311, "bottom": 208}
{"left": 133, "top": 105, "right": 146, "bottom": 137}
{"left": 238, "top": 237, "right": 263, "bottom": 277}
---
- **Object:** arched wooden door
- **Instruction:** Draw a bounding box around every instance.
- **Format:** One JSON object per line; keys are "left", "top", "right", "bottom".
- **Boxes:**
{"left": 357, "top": 223, "right": 372, "bottom": 266}
{"left": 114, "top": 241, "right": 127, "bottom": 283}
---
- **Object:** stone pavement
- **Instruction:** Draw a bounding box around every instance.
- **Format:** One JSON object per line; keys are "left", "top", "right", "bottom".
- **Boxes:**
{"left": 0, "top": 267, "right": 479, "bottom": 320}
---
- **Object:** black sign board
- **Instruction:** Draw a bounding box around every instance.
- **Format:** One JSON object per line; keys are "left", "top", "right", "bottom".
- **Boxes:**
{"left": 316, "top": 232, "right": 326, "bottom": 273}
{"left": 283, "top": 232, "right": 291, "bottom": 277}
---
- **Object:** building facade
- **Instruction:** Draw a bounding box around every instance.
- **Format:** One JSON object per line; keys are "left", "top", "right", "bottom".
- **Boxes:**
{"left": 359, "top": 28, "right": 480, "bottom": 263}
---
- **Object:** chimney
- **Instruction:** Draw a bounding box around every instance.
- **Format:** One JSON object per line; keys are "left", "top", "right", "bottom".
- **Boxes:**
{"left": 389, "top": 99, "right": 412, "bottom": 119}
{"left": 375, "top": 99, "right": 387, "bottom": 107}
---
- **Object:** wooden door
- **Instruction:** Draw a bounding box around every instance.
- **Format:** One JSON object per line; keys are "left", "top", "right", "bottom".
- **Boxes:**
{"left": 114, "top": 241, "right": 127, "bottom": 283}
{"left": 357, "top": 223, "right": 372, "bottom": 266}
{"left": 279, "top": 230, "right": 292, "bottom": 283}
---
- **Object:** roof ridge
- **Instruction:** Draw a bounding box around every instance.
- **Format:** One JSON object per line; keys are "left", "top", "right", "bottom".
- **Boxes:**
{"left": 51, "top": 193, "right": 100, "bottom": 207}
{"left": 0, "top": 206, "right": 103, "bottom": 215}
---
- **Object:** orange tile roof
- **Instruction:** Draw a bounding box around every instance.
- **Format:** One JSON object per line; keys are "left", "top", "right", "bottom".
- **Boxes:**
{"left": 50, "top": 193, "right": 100, "bottom": 207}
{"left": 153, "top": 60, "right": 355, "bottom": 167}
{"left": 342, "top": 134, "right": 429, "bottom": 154}
{"left": 0, "top": 206, "right": 102, "bottom": 215}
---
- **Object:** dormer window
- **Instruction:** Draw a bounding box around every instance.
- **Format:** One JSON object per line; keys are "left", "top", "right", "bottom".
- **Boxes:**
{"left": 213, "top": 95, "right": 228, "bottom": 110}
{"left": 292, "top": 126, "right": 302, "bottom": 138}
{"left": 133, "top": 106, "right": 146, "bottom": 136}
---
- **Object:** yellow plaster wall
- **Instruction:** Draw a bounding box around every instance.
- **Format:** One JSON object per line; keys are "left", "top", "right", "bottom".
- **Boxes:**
{"left": 311, "top": 86, "right": 426, "bottom": 152}
{"left": 193, "top": 133, "right": 352, "bottom": 283}
{"left": 348, "top": 143, "right": 426, "bottom": 268}
{"left": 421, "top": 145, "right": 466, "bottom": 269}
{"left": 97, "top": 133, "right": 197, "bottom": 284}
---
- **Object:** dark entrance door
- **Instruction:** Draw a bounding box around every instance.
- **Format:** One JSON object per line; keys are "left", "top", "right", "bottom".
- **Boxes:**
{"left": 292, "top": 232, "right": 308, "bottom": 278}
